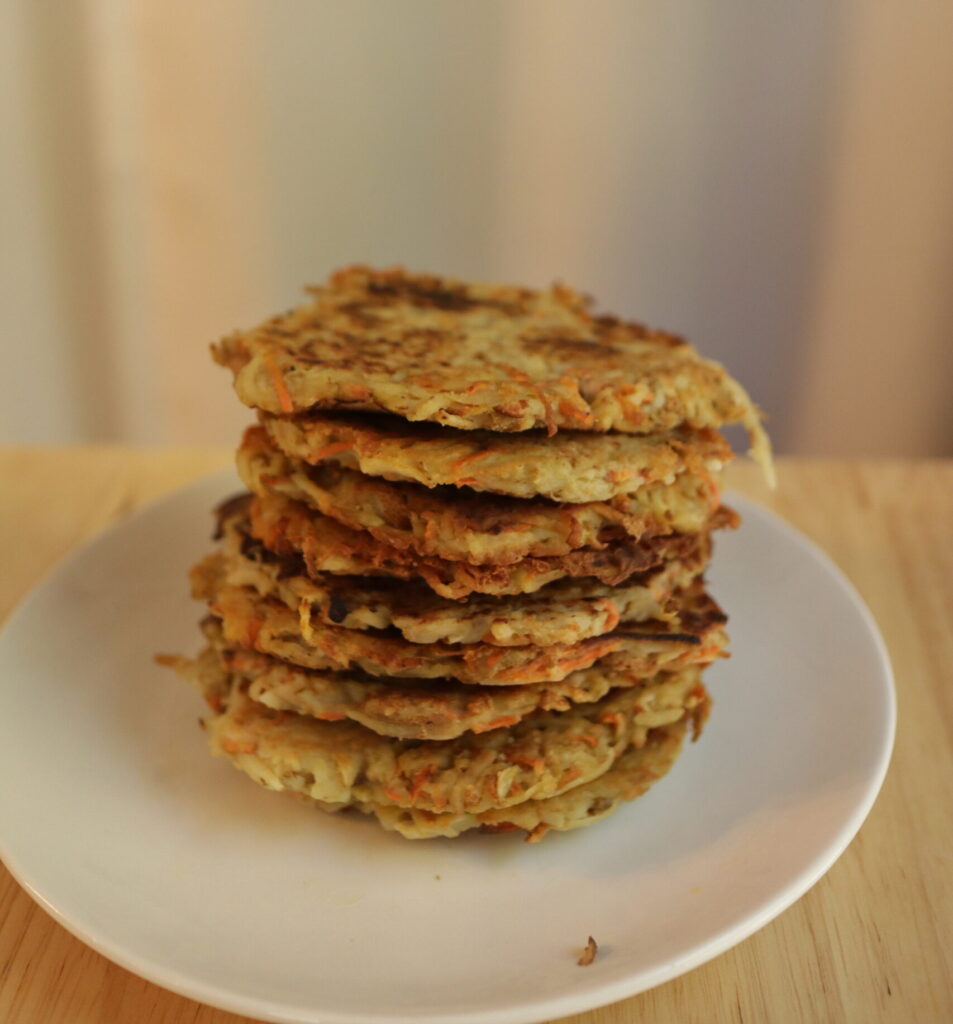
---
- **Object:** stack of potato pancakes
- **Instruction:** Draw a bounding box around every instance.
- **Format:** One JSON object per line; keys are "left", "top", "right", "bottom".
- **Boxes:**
{"left": 163, "top": 266, "right": 771, "bottom": 841}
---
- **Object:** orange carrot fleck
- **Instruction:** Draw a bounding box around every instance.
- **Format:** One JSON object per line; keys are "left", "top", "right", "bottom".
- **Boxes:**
{"left": 557, "top": 398, "right": 588, "bottom": 422}
{"left": 595, "top": 599, "right": 621, "bottom": 632}
{"left": 600, "top": 711, "right": 625, "bottom": 733}
{"left": 479, "top": 715, "right": 520, "bottom": 732}
{"left": 508, "top": 753, "right": 545, "bottom": 773}
{"left": 263, "top": 353, "right": 294, "bottom": 413}
{"left": 540, "top": 393, "right": 557, "bottom": 436}
{"left": 525, "top": 823, "right": 550, "bottom": 843}
{"left": 222, "top": 738, "right": 257, "bottom": 755}
{"left": 308, "top": 440, "right": 353, "bottom": 463}
{"left": 409, "top": 766, "right": 435, "bottom": 801}
{"left": 622, "top": 403, "right": 644, "bottom": 425}
{"left": 482, "top": 648, "right": 507, "bottom": 671}
{"left": 450, "top": 449, "right": 492, "bottom": 476}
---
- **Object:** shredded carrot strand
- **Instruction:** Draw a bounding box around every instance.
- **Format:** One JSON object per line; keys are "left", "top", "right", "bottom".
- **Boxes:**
{"left": 222, "top": 739, "right": 257, "bottom": 755}
{"left": 409, "top": 766, "right": 435, "bottom": 801}
{"left": 525, "top": 823, "right": 550, "bottom": 843}
{"left": 533, "top": 386, "right": 556, "bottom": 436}
{"left": 482, "top": 648, "right": 507, "bottom": 671}
{"left": 494, "top": 639, "right": 618, "bottom": 684}
{"left": 309, "top": 440, "right": 353, "bottom": 463}
{"left": 262, "top": 353, "right": 294, "bottom": 413}
{"left": 480, "top": 715, "right": 520, "bottom": 732}
{"left": 557, "top": 397, "right": 592, "bottom": 424}
{"left": 556, "top": 376, "right": 593, "bottom": 422}
{"left": 599, "top": 711, "right": 624, "bottom": 728}
{"left": 595, "top": 598, "right": 621, "bottom": 632}
{"left": 450, "top": 449, "right": 493, "bottom": 476}
{"left": 565, "top": 512, "right": 585, "bottom": 549}
{"left": 245, "top": 617, "right": 264, "bottom": 647}
{"left": 508, "top": 753, "right": 545, "bottom": 772}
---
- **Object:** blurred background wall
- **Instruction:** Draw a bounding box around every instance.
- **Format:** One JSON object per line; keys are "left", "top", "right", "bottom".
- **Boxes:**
{"left": 2, "top": 0, "right": 951, "bottom": 453}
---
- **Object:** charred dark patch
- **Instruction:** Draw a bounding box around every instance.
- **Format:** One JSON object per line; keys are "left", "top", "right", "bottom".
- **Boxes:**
{"left": 679, "top": 597, "right": 728, "bottom": 633}
{"left": 522, "top": 334, "right": 620, "bottom": 359}
{"left": 613, "top": 630, "right": 701, "bottom": 645}
{"left": 199, "top": 613, "right": 221, "bottom": 635}
{"left": 337, "top": 301, "right": 383, "bottom": 328}
{"left": 293, "top": 326, "right": 458, "bottom": 371}
{"left": 240, "top": 536, "right": 269, "bottom": 565}
{"left": 275, "top": 554, "right": 309, "bottom": 580}
{"left": 213, "top": 493, "right": 252, "bottom": 540}
{"left": 234, "top": 521, "right": 304, "bottom": 578}
{"left": 588, "top": 797, "right": 614, "bottom": 816}
{"left": 327, "top": 595, "right": 350, "bottom": 624}
{"left": 368, "top": 277, "right": 484, "bottom": 312}
{"left": 479, "top": 822, "right": 521, "bottom": 834}
{"left": 592, "top": 315, "right": 685, "bottom": 347}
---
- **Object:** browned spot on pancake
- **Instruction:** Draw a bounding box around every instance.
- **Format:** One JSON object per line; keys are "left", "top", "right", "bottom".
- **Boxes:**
{"left": 522, "top": 335, "right": 621, "bottom": 360}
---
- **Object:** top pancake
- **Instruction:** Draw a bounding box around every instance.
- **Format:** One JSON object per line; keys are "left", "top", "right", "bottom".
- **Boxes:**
{"left": 213, "top": 266, "right": 772, "bottom": 475}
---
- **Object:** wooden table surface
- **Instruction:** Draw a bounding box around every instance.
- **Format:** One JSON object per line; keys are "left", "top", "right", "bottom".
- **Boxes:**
{"left": 0, "top": 450, "right": 951, "bottom": 1023}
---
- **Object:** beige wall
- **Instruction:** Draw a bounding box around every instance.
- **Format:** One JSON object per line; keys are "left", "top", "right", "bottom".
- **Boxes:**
{"left": 2, "top": 0, "right": 951, "bottom": 453}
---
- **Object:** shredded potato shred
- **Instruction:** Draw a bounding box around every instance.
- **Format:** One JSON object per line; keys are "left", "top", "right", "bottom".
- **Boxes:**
{"left": 161, "top": 266, "right": 772, "bottom": 840}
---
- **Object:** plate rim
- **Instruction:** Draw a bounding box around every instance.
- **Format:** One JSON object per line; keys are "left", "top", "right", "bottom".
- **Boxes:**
{"left": 0, "top": 473, "right": 897, "bottom": 1024}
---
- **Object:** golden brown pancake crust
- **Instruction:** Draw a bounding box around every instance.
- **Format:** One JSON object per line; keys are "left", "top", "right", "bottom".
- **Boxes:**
{"left": 259, "top": 410, "right": 732, "bottom": 504}
{"left": 178, "top": 623, "right": 708, "bottom": 741}
{"left": 203, "top": 675, "right": 702, "bottom": 817}
{"left": 356, "top": 716, "right": 695, "bottom": 840}
{"left": 237, "top": 425, "right": 723, "bottom": 565}
{"left": 210, "top": 505, "right": 711, "bottom": 647}
{"left": 247, "top": 490, "right": 737, "bottom": 599}
{"left": 192, "top": 553, "right": 728, "bottom": 686}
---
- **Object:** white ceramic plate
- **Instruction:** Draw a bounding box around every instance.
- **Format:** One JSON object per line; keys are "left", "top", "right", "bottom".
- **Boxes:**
{"left": 0, "top": 474, "right": 894, "bottom": 1024}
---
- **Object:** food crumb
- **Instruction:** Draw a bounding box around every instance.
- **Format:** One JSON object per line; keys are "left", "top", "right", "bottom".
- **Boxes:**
{"left": 577, "top": 936, "right": 598, "bottom": 967}
{"left": 434, "top": 874, "right": 441, "bottom": 880}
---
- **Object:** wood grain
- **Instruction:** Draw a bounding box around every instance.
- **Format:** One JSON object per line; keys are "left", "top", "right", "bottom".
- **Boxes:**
{"left": 0, "top": 451, "right": 950, "bottom": 1024}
